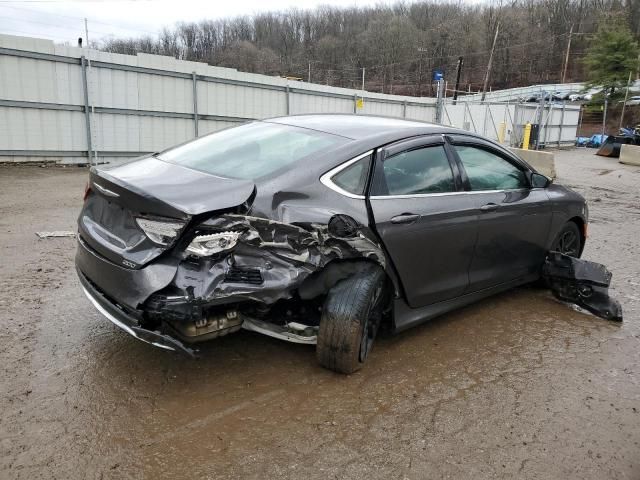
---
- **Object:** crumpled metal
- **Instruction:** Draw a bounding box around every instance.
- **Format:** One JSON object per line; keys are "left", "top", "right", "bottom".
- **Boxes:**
{"left": 173, "top": 214, "right": 385, "bottom": 305}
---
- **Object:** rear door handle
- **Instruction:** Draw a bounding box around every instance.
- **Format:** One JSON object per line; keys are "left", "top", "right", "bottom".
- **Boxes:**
{"left": 391, "top": 213, "right": 420, "bottom": 224}
{"left": 479, "top": 203, "right": 500, "bottom": 212}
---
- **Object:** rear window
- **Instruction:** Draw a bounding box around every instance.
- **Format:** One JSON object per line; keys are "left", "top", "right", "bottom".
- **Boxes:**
{"left": 331, "top": 155, "right": 371, "bottom": 195}
{"left": 157, "top": 122, "right": 347, "bottom": 180}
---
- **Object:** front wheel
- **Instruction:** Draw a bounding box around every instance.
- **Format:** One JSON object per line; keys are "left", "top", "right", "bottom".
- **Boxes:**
{"left": 551, "top": 221, "right": 582, "bottom": 257}
{"left": 316, "top": 264, "right": 386, "bottom": 374}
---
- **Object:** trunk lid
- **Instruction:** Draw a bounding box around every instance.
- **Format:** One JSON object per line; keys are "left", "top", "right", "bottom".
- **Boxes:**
{"left": 78, "top": 156, "right": 255, "bottom": 268}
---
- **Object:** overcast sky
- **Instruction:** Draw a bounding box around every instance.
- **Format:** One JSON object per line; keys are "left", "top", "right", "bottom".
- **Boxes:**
{"left": 0, "top": 0, "right": 399, "bottom": 45}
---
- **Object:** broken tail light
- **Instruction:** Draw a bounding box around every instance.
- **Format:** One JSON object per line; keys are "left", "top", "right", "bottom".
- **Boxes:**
{"left": 135, "top": 218, "right": 185, "bottom": 246}
{"left": 185, "top": 232, "right": 241, "bottom": 257}
{"left": 83, "top": 181, "right": 91, "bottom": 201}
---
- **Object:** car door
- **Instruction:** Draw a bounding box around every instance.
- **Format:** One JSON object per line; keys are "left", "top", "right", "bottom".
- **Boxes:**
{"left": 447, "top": 135, "right": 553, "bottom": 291}
{"left": 368, "top": 136, "right": 479, "bottom": 308}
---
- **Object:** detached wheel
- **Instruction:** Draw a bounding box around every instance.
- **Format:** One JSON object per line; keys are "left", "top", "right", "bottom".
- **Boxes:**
{"left": 551, "top": 222, "right": 582, "bottom": 257}
{"left": 316, "top": 264, "right": 386, "bottom": 374}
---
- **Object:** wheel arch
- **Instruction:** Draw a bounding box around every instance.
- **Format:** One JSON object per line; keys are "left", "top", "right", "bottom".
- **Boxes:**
{"left": 298, "top": 257, "right": 393, "bottom": 305}
{"left": 568, "top": 215, "right": 587, "bottom": 256}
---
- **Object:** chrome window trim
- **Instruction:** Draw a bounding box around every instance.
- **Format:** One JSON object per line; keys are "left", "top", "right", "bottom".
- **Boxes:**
{"left": 319, "top": 150, "right": 373, "bottom": 200}
{"left": 370, "top": 187, "right": 530, "bottom": 200}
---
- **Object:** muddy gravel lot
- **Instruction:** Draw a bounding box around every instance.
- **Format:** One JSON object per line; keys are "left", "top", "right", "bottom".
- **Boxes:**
{"left": 1, "top": 149, "right": 639, "bottom": 479}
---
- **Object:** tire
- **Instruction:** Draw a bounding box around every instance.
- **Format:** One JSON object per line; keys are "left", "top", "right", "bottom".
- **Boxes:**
{"left": 316, "top": 264, "right": 386, "bottom": 374}
{"left": 551, "top": 221, "right": 582, "bottom": 258}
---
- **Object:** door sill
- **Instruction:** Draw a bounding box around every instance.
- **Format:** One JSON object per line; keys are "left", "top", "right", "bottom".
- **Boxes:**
{"left": 392, "top": 273, "right": 539, "bottom": 333}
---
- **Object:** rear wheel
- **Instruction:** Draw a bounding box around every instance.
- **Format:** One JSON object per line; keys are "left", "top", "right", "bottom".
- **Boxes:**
{"left": 551, "top": 222, "right": 582, "bottom": 257}
{"left": 316, "top": 264, "right": 386, "bottom": 374}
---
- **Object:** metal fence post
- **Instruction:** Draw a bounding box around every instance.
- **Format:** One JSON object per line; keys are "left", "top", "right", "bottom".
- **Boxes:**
{"left": 483, "top": 104, "right": 488, "bottom": 136}
{"left": 601, "top": 98, "right": 608, "bottom": 138}
{"left": 465, "top": 102, "right": 477, "bottom": 133}
{"left": 192, "top": 72, "right": 199, "bottom": 137}
{"left": 403, "top": 100, "right": 407, "bottom": 118}
{"left": 558, "top": 102, "right": 566, "bottom": 147}
{"left": 285, "top": 85, "right": 290, "bottom": 115}
{"left": 535, "top": 95, "right": 545, "bottom": 150}
{"left": 543, "top": 102, "right": 553, "bottom": 148}
{"left": 435, "top": 80, "right": 444, "bottom": 123}
{"left": 80, "top": 56, "right": 93, "bottom": 165}
{"left": 577, "top": 105, "right": 584, "bottom": 137}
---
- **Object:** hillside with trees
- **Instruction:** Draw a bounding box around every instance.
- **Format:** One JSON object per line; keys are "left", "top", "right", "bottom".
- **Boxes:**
{"left": 100, "top": 0, "right": 639, "bottom": 96}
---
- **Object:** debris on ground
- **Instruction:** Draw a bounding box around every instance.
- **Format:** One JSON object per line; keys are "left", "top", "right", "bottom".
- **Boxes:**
{"left": 543, "top": 251, "right": 623, "bottom": 322}
{"left": 35, "top": 231, "right": 76, "bottom": 239}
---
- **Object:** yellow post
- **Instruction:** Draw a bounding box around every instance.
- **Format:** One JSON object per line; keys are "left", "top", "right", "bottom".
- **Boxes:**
{"left": 522, "top": 122, "right": 532, "bottom": 150}
{"left": 498, "top": 121, "right": 506, "bottom": 144}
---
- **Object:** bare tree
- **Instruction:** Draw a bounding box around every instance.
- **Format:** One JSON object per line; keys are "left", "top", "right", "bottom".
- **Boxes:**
{"left": 100, "top": 0, "right": 636, "bottom": 94}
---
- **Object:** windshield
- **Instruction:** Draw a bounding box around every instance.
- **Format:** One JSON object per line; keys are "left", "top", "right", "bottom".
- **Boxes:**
{"left": 157, "top": 122, "right": 348, "bottom": 180}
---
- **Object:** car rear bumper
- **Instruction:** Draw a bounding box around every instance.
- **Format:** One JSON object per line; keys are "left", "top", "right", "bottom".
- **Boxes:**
{"left": 77, "top": 265, "right": 196, "bottom": 357}
{"left": 75, "top": 234, "right": 179, "bottom": 311}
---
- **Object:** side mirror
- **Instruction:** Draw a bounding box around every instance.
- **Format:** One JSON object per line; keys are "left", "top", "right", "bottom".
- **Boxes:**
{"left": 530, "top": 172, "right": 551, "bottom": 188}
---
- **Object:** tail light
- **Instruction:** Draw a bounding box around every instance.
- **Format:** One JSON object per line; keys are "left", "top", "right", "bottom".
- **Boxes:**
{"left": 186, "top": 232, "right": 241, "bottom": 257}
{"left": 82, "top": 181, "right": 91, "bottom": 201}
{"left": 135, "top": 218, "right": 185, "bottom": 246}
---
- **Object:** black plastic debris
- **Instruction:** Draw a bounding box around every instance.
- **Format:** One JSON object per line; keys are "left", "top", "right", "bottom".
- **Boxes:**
{"left": 543, "top": 251, "right": 623, "bottom": 322}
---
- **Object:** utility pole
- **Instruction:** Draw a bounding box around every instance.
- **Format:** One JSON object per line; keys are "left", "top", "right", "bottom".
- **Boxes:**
{"left": 620, "top": 71, "right": 633, "bottom": 129}
{"left": 417, "top": 47, "right": 428, "bottom": 97}
{"left": 453, "top": 56, "right": 463, "bottom": 105}
{"left": 561, "top": 24, "right": 574, "bottom": 84}
{"left": 84, "top": 18, "right": 89, "bottom": 47}
{"left": 481, "top": 21, "right": 500, "bottom": 102}
{"left": 361, "top": 67, "right": 365, "bottom": 92}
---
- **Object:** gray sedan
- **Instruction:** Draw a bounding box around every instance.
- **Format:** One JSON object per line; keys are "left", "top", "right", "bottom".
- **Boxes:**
{"left": 75, "top": 115, "right": 588, "bottom": 373}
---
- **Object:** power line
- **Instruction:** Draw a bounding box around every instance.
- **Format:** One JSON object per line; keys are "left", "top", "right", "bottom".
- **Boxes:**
{"left": 0, "top": 4, "right": 160, "bottom": 36}
{"left": 0, "top": 0, "right": 155, "bottom": 2}
{"left": 1, "top": 13, "right": 154, "bottom": 38}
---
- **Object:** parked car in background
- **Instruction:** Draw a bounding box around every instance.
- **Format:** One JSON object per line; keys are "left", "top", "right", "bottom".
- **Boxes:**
{"left": 622, "top": 95, "right": 640, "bottom": 106}
{"left": 583, "top": 89, "right": 603, "bottom": 102}
{"left": 76, "top": 115, "right": 588, "bottom": 374}
{"left": 568, "top": 92, "right": 584, "bottom": 102}
{"left": 552, "top": 91, "right": 572, "bottom": 101}
{"left": 526, "top": 92, "right": 552, "bottom": 103}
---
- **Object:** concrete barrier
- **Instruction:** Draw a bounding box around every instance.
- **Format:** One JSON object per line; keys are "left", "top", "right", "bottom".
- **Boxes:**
{"left": 509, "top": 148, "right": 556, "bottom": 179}
{"left": 619, "top": 144, "right": 640, "bottom": 166}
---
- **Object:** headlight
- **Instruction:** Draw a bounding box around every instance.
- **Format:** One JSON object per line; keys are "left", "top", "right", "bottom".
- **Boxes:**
{"left": 186, "top": 231, "right": 241, "bottom": 257}
{"left": 136, "top": 218, "right": 185, "bottom": 246}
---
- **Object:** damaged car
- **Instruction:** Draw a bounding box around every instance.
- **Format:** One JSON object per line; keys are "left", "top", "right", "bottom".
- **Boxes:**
{"left": 76, "top": 114, "right": 589, "bottom": 373}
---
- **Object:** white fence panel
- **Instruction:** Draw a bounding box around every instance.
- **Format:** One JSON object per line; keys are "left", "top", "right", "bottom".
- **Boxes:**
{"left": 361, "top": 99, "right": 403, "bottom": 117}
{"left": 0, "top": 106, "right": 86, "bottom": 150}
{"left": 0, "top": 34, "right": 580, "bottom": 164}
{"left": 405, "top": 104, "right": 436, "bottom": 122}
{"left": 290, "top": 92, "right": 353, "bottom": 115}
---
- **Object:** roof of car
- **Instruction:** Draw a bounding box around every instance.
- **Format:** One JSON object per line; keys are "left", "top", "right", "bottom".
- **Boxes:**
{"left": 265, "top": 114, "right": 453, "bottom": 141}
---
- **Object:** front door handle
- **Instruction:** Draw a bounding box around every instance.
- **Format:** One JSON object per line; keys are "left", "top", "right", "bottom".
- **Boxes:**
{"left": 391, "top": 213, "right": 420, "bottom": 224}
{"left": 479, "top": 203, "right": 500, "bottom": 212}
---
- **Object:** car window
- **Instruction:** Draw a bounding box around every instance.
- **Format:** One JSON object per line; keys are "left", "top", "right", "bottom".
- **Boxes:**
{"left": 382, "top": 145, "right": 455, "bottom": 195}
{"left": 454, "top": 145, "right": 527, "bottom": 191}
{"left": 331, "top": 155, "right": 371, "bottom": 195}
{"left": 157, "top": 122, "right": 347, "bottom": 181}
